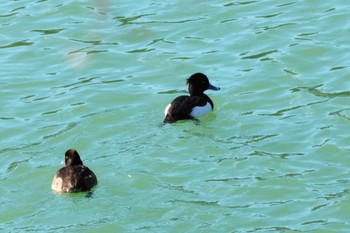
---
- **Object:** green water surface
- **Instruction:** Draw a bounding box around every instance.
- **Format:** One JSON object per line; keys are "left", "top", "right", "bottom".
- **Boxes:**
{"left": 1, "top": 0, "right": 350, "bottom": 232}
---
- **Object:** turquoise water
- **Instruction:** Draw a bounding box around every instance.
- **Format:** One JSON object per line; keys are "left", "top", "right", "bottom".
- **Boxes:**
{"left": 1, "top": 0, "right": 350, "bottom": 232}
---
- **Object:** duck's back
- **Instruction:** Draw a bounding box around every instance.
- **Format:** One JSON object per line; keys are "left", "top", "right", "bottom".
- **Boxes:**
{"left": 52, "top": 165, "right": 97, "bottom": 192}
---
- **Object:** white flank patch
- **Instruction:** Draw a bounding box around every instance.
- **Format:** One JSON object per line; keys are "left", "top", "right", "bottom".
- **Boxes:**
{"left": 164, "top": 104, "right": 171, "bottom": 116}
{"left": 52, "top": 176, "right": 63, "bottom": 192}
{"left": 190, "top": 102, "right": 212, "bottom": 118}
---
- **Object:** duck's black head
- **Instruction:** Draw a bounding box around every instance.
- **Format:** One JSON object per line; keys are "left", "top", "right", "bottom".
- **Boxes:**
{"left": 65, "top": 149, "right": 83, "bottom": 166}
{"left": 186, "top": 73, "right": 220, "bottom": 96}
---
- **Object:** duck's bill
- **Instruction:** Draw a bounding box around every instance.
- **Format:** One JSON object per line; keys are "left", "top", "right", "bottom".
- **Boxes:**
{"left": 208, "top": 84, "right": 220, "bottom": 91}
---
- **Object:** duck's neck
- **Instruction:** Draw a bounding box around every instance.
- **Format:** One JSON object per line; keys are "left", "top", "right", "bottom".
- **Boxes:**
{"left": 190, "top": 93, "right": 214, "bottom": 109}
{"left": 190, "top": 91, "right": 205, "bottom": 97}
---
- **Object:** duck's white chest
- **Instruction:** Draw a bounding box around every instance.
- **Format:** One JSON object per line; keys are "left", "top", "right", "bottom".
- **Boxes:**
{"left": 190, "top": 102, "right": 212, "bottom": 118}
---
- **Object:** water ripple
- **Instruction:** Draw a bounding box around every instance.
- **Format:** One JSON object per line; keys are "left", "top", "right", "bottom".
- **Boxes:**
{"left": 224, "top": 1, "right": 257, "bottom": 7}
{"left": 32, "top": 28, "right": 65, "bottom": 35}
{"left": 295, "top": 85, "right": 350, "bottom": 98}
{"left": 0, "top": 40, "right": 33, "bottom": 49}
{"left": 114, "top": 14, "right": 155, "bottom": 26}
{"left": 241, "top": 50, "right": 279, "bottom": 60}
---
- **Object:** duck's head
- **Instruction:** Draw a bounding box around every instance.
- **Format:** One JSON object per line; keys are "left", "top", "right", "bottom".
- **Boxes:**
{"left": 65, "top": 149, "right": 83, "bottom": 166}
{"left": 187, "top": 73, "right": 220, "bottom": 96}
